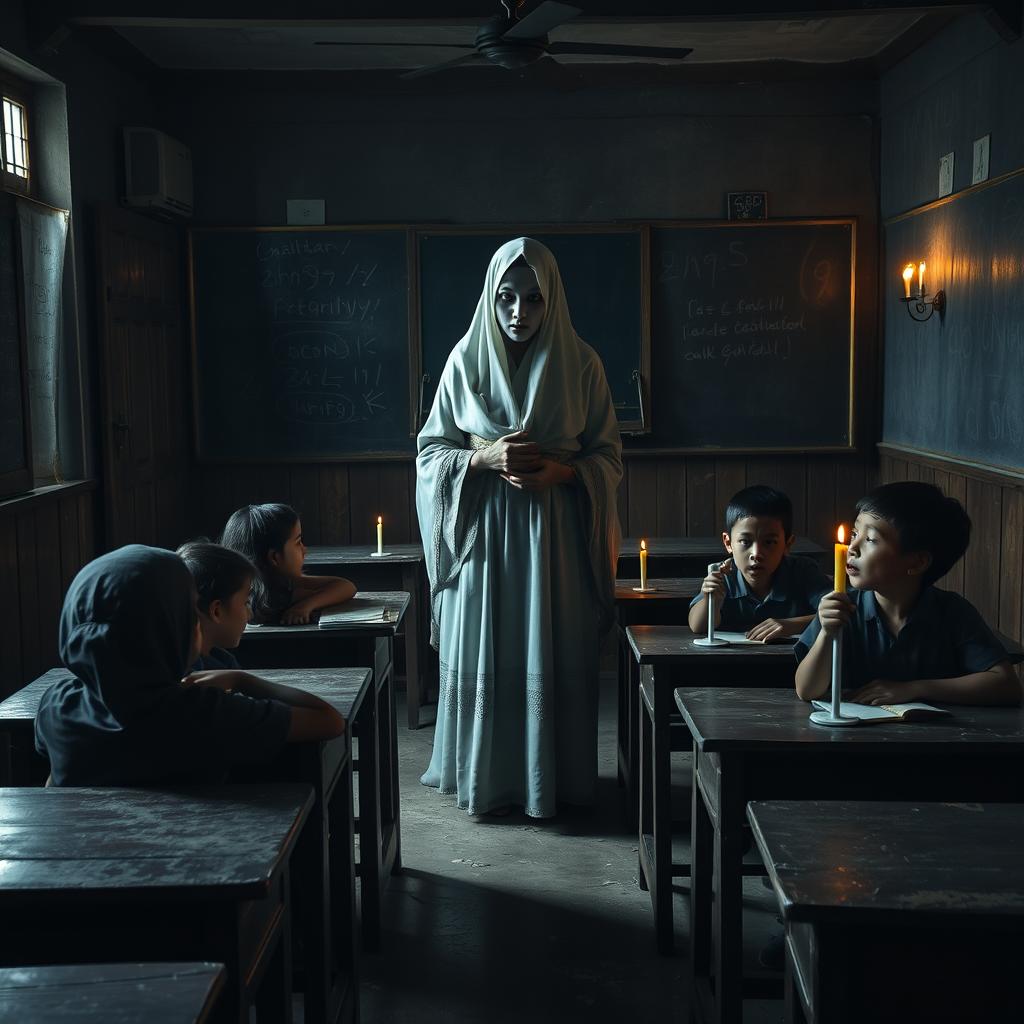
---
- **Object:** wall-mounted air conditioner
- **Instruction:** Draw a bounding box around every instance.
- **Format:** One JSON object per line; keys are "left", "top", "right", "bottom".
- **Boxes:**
{"left": 123, "top": 127, "right": 193, "bottom": 218}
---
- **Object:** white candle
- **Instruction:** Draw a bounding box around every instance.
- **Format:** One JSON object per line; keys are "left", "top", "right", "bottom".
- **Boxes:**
{"left": 376, "top": 516, "right": 383, "bottom": 556}
{"left": 639, "top": 539, "right": 648, "bottom": 590}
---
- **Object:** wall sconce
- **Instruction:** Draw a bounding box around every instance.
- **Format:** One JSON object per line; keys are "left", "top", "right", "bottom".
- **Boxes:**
{"left": 900, "top": 261, "right": 945, "bottom": 322}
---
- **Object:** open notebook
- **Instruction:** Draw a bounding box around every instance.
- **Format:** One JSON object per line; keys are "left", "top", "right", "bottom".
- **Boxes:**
{"left": 318, "top": 602, "right": 391, "bottom": 628}
{"left": 811, "top": 699, "right": 951, "bottom": 723}
{"left": 711, "top": 631, "right": 798, "bottom": 646}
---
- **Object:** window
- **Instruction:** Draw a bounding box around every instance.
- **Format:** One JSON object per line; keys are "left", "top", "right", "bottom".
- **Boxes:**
{"left": 2, "top": 95, "right": 30, "bottom": 192}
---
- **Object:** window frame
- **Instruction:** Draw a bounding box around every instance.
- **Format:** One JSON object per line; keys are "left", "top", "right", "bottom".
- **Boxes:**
{"left": 0, "top": 73, "right": 32, "bottom": 197}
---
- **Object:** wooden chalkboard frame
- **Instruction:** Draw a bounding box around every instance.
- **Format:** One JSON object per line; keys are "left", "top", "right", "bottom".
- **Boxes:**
{"left": 409, "top": 223, "right": 652, "bottom": 435}
{"left": 188, "top": 224, "right": 417, "bottom": 463}
{"left": 637, "top": 216, "right": 857, "bottom": 455}
{"left": 0, "top": 191, "right": 33, "bottom": 499}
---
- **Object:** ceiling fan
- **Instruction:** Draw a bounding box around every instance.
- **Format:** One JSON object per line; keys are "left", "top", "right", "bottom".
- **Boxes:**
{"left": 314, "top": 1, "right": 693, "bottom": 80}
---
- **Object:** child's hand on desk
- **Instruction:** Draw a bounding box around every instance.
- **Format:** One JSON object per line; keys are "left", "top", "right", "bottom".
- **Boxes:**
{"left": 181, "top": 670, "right": 243, "bottom": 692}
{"left": 746, "top": 618, "right": 787, "bottom": 643}
{"left": 817, "top": 591, "right": 854, "bottom": 638}
{"left": 848, "top": 679, "right": 920, "bottom": 705}
{"left": 700, "top": 559, "right": 733, "bottom": 601}
{"left": 280, "top": 600, "right": 316, "bottom": 625}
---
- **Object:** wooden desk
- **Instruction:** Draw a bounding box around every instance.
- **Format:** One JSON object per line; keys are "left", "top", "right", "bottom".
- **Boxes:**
{"left": 0, "top": 670, "right": 55, "bottom": 786}
{"left": 0, "top": 963, "right": 226, "bottom": 1022}
{"left": 0, "top": 785, "right": 313, "bottom": 1024}
{"left": 614, "top": 579, "right": 699, "bottom": 827}
{"left": 676, "top": 688, "right": 1024, "bottom": 1024}
{"left": 627, "top": 627, "right": 797, "bottom": 953}
{"left": 748, "top": 800, "right": 1024, "bottom": 1024}
{"left": 305, "top": 544, "right": 433, "bottom": 729}
{"left": 618, "top": 537, "right": 826, "bottom": 578}
{"left": 237, "top": 590, "right": 406, "bottom": 907}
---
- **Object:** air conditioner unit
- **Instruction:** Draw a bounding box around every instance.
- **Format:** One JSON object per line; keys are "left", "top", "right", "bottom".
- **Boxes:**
{"left": 123, "top": 127, "right": 193, "bottom": 217}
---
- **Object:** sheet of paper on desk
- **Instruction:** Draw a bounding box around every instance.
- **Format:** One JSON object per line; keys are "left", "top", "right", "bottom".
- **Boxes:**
{"left": 811, "top": 699, "right": 950, "bottom": 723}
{"left": 711, "top": 631, "right": 798, "bottom": 646}
{"left": 318, "top": 605, "right": 387, "bottom": 628}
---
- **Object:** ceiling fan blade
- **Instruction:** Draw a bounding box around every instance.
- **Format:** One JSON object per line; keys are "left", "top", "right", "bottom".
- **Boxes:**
{"left": 316, "top": 41, "right": 475, "bottom": 49}
{"left": 548, "top": 42, "right": 693, "bottom": 61}
{"left": 400, "top": 52, "right": 487, "bottom": 80}
{"left": 503, "top": 2, "right": 582, "bottom": 41}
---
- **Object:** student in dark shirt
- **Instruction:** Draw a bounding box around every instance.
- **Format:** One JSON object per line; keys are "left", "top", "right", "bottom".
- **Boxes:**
{"left": 176, "top": 540, "right": 253, "bottom": 671}
{"left": 687, "top": 485, "right": 831, "bottom": 641}
{"left": 35, "top": 545, "right": 345, "bottom": 786}
{"left": 795, "top": 482, "right": 1021, "bottom": 705}
{"left": 221, "top": 503, "right": 356, "bottom": 625}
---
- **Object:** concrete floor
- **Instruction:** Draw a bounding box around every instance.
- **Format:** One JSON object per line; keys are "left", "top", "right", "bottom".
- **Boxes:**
{"left": 358, "top": 675, "right": 785, "bottom": 1024}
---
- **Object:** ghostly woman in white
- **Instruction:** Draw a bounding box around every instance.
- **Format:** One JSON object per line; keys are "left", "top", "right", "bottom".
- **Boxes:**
{"left": 416, "top": 237, "right": 622, "bottom": 818}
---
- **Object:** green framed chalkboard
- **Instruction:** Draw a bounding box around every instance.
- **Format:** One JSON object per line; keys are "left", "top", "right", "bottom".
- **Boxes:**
{"left": 633, "top": 218, "right": 856, "bottom": 453}
{"left": 413, "top": 225, "right": 650, "bottom": 434}
{"left": 189, "top": 226, "right": 413, "bottom": 461}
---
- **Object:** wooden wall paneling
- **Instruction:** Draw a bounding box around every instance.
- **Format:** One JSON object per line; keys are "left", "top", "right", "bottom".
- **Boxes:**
{"left": 0, "top": 520, "right": 22, "bottom": 697}
{"left": 378, "top": 463, "right": 412, "bottom": 544}
{"left": 15, "top": 513, "right": 41, "bottom": 682}
{"left": 78, "top": 492, "right": 96, "bottom": 563}
{"left": 776, "top": 459, "right": 809, "bottom": 537}
{"left": 250, "top": 465, "right": 292, "bottom": 509}
{"left": 318, "top": 466, "right": 351, "bottom": 545}
{"left": 963, "top": 476, "right": 1002, "bottom": 626}
{"left": 944, "top": 471, "right": 967, "bottom": 594}
{"left": 743, "top": 456, "right": 777, "bottom": 490}
{"left": 58, "top": 494, "right": 81, "bottom": 592}
{"left": 686, "top": 461, "right": 717, "bottom": 536}
{"left": 347, "top": 464, "right": 381, "bottom": 548}
{"left": 34, "top": 502, "right": 62, "bottom": 672}
{"left": 834, "top": 458, "right": 867, "bottom": 527}
{"left": 627, "top": 461, "right": 658, "bottom": 539}
{"left": 196, "top": 465, "right": 238, "bottom": 539}
{"left": 998, "top": 486, "right": 1024, "bottom": 646}
{"left": 805, "top": 457, "right": 837, "bottom": 550}
{"left": 655, "top": 458, "right": 686, "bottom": 536}
{"left": 288, "top": 466, "right": 322, "bottom": 544}
{"left": 714, "top": 459, "right": 746, "bottom": 527}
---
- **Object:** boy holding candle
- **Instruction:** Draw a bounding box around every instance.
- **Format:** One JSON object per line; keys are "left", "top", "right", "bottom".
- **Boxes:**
{"left": 688, "top": 485, "right": 831, "bottom": 642}
{"left": 794, "top": 482, "right": 1022, "bottom": 705}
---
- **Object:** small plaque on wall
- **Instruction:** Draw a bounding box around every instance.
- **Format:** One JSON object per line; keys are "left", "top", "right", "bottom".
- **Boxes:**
{"left": 726, "top": 192, "right": 767, "bottom": 220}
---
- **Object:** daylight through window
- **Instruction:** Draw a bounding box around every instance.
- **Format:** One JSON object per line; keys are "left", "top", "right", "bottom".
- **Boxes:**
{"left": 2, "top": 96, "right": 30, "bottom": 179}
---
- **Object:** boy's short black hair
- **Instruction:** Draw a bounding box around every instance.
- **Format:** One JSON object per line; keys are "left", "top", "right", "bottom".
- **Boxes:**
{"left": 725, "top": 485, "right": 793, "bottom": 537}
{"left": 176, "top": 540, "right": 255, "bottom": 613}
{"left": 855, "top": 482, "right": 971, "bottom": 586}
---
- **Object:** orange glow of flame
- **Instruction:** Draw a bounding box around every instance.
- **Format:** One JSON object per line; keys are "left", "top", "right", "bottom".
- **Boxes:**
{"left": 640, "top": 539, "right": 647, "bottom": 552}
{"left": 837, "top": 524, "right": 846, "bottom": 544}
{"left": 377, "top": 516, "right": 382, "bottom": 525}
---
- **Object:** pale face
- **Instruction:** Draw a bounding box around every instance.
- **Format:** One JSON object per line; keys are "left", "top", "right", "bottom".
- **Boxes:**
{"left": 846, "top": 512, "right": 930, "bottom": 591}
{"left": 494, "top": 263, "right": 546, "bottom": 345}
{"left": 269, "top": 519, "right": 307, "bottom": 581}
{"left": 723, "top": 515, "right": 793, "bottom": 594}
{"left": 202, "top": 578, "right": 254, "bottom": 651}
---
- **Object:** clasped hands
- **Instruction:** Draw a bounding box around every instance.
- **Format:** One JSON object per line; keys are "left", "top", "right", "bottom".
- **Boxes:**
{"left": 473, "top": 430, "right": 573, "bottom": 491}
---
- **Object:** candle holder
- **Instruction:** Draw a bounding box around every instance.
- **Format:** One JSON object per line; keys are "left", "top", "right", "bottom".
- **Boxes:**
{"left": 632, "top": 584, "right": 658, "bottom": 593}
{"left": 370, "top": 551, "right": 393, "bottom": 558}
{"left": 809, "top": 633, "right": 858, "bottom": 727}
{"left": 693, "top": 561, "right": 729, "bottom": 647}
{"left": 900, "top": 289, "right": 945, "bottom": 323}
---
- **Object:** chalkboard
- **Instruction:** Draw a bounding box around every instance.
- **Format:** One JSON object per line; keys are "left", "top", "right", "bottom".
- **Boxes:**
{"left": 883, "top": 171, "right": 1024, "bottom": 471}
{"left": 0, "top": 195, "right": 32, "bottom": 498}
{"left": 190, "top": 227, "right": 412, "bottom": 460}
{"left": 415, "top": 227, "right": 649, "bottom": 432}
{"left": 638, "top": 219, "right": 855, "bottom": 451}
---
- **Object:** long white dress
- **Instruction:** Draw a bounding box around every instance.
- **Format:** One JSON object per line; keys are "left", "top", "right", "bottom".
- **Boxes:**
{"left": 416, "top": 238, "right": 622, "bottom": 818}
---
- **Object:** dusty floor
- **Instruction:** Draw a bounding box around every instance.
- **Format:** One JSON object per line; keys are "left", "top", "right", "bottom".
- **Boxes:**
{"left": 356, "top": 676, "right": 784, "bottom": 1024}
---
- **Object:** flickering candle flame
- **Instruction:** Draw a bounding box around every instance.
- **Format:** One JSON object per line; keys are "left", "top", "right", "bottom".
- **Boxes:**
{"left": 918, "top": 261, "right": 926, "bottom": 297}
{"left": 902, "top": 263, "right": 914, "bottom": 299}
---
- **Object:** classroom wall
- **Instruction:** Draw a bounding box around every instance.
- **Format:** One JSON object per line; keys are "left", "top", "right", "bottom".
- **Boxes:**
{"left": 879, "top": 14, "right": 1024, "bottom": 645}
{"left": 164, "top": 68, "right": 882, "bottom": 550}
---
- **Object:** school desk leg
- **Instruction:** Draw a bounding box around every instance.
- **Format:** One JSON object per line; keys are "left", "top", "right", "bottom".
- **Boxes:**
{"left": 712, "top": 757, "right": 745, "bottom": 1024}
{"left": 356, "top": 694, "right": 383, "bottom": 952}
{"left": 690, "top": 753, "right": 713, "bottom": 1008}
{"left": 402, "top": 564, "right": 423, "bottom": 730}
{"left": 254, "top": 879, "right": 293, "bottom": 1024}
{"left": 651, "top": 671, "right": 674, "bottom": 954}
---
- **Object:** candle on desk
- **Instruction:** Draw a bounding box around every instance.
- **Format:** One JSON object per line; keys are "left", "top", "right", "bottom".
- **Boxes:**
{"left": 834, "top": 524, "right": 848, "bottom": 593}
{"left": 377, "top": 516, "right": 383, "bottom": 556}
{"left": 902, "top": 263, "right": 915, "bottom": 299}
{"left": 918, "top": 260, "right": 926, "bottom": 298}
{"left": 639, "top": 539, "right": 648, "bottom": 591}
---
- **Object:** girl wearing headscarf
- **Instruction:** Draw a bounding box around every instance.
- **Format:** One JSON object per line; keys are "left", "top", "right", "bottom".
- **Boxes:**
{"left": 417, "top": 238, "right": 622, "bottom": 818}
{"left": 35, "top": 544, "right": 344, "bottom": 786}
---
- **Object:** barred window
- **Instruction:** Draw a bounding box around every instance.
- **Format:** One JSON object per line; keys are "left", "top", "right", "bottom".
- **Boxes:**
{"left": 2, "top": 95, "right": 30, "bottom": 188}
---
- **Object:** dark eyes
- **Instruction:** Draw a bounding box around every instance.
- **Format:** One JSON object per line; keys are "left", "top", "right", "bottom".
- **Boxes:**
{"left": 497, "top": 292, "right": 543, "bottom": 304}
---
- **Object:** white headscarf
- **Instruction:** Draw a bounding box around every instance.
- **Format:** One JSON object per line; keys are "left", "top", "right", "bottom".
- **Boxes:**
{"left": 416, "top": 237, "right": 623, "bottom": 643}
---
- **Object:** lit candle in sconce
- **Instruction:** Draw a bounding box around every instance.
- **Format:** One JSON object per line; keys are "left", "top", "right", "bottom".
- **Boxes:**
{"left": 902, "top": 264, "right": 915, "bottom": 299}
{"left": 918, "top": 261, "right": 926, "bottom": 298}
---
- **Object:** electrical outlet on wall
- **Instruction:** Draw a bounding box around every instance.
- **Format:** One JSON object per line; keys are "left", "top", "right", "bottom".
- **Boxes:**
{"left": 286, "top": 199, "right": 325, "bottom": 225}
{"left": 938, "top": 153, "right": 955, "bottom": 198}
{"left": 972, "top": 135, "right": 991, "bottom": 185}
